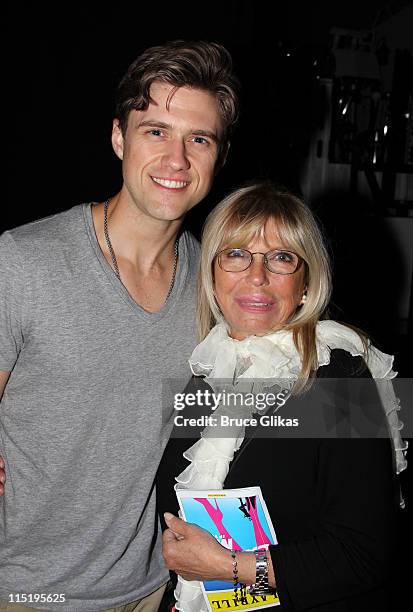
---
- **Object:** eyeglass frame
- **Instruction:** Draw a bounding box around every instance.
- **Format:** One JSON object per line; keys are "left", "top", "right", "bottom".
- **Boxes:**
{"left": 215, "top": 247, "right": 305, "bottom": 275}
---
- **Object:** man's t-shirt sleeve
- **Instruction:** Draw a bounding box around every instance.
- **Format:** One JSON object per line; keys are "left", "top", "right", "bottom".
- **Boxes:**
{"left": 0, "top": 231, "right": 24, "bottom": 371}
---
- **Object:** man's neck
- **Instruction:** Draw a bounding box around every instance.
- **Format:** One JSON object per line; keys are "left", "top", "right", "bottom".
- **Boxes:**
{"left": 91, "top": 192, "right": 185, "bottom": 313}
{"left": 93, "top": 193, "right": 183, "bottom": 272}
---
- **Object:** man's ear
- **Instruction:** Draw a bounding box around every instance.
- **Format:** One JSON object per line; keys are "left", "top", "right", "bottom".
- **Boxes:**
{"left": 221, "top": 141, "right": 230, "bottom": 167}
{"left": 215, "top": 141, "right": 231, "bottom": 175}
{"left": 111, "top": 118, "right": 124, "bottom": 161}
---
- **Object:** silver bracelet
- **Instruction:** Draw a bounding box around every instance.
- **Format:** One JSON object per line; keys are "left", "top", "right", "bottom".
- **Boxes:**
{"left": 249, "top": 549, "right": 270, "bottom": 595}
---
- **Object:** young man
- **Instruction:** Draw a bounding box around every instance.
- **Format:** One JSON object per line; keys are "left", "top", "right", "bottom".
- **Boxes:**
{"left": 0, "top": 40, "right": 239, "bottom": 611}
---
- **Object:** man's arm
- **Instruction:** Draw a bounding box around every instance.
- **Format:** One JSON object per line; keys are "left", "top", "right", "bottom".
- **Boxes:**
{"left": 0, "top": 370, "right": 10, "bottom": 495}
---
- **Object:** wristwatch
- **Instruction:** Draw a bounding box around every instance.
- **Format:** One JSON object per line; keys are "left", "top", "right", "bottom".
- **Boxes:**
{"left": 249, "top": 549, "right": 270, "bottom": 595}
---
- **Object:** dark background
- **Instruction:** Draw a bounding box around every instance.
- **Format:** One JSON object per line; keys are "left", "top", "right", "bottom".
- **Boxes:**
{"left": 5, "top": 0, "right": 413, "bottom": 361}
{"left": 5, "top": 1, "right": 412, "bottom": 606}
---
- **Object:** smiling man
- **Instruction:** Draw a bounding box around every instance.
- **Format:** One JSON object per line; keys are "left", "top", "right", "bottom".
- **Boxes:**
{"left": 0, "top": 41, "right": 239, "bottom": 612}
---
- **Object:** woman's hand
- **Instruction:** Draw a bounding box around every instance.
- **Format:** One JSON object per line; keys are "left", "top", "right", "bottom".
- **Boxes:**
{"left": 162, "top": 512, "right": 270, "bottom": 587}
{"left": 162, "top": 512, "right": 233, "bottom": 582}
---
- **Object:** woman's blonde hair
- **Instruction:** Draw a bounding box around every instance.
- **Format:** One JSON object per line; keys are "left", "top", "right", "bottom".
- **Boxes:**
{"left": 197, "top": 182, "right": 333, "bottom": 389}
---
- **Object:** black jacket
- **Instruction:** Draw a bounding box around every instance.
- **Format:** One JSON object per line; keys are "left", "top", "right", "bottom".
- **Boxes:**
{"left": 157, "top": 350, "right": 400, "bottom": 611}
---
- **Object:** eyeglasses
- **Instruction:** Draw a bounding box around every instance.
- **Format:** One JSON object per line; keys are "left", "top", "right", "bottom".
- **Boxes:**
{"left": 216, "top": 248, "right": 303, "bottom": 274}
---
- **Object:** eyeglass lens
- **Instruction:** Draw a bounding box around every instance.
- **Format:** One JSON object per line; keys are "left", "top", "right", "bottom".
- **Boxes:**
{"left": 218, "top": 248, "right": 300, "bottom": 274}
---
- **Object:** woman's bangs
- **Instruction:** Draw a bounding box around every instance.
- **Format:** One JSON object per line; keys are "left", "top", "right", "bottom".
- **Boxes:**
{"left": 219, "top": 211, "right": 283, "bottom": 250}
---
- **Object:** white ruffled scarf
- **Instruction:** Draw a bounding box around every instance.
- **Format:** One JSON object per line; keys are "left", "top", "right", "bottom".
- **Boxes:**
{"left": 173, "top": 320, "right": 407, "bottom": 612}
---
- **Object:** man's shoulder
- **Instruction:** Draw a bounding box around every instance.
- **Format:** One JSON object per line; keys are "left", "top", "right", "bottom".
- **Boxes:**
{"left": 179, "top": 229, "right": 201, "bottom": 275}
{"left": 1, "top": 204, "right": 88, "bottom": 257}
{"left": 181, "top": 229, "right": 200, "bottom": 251}
{"left": 5, "top": 204, "right": 86, "bottom": 242}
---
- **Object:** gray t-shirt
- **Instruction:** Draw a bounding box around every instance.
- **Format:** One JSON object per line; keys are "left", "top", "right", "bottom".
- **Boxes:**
{"left": 0, "top": 204, "right": 200, "bottom": 610}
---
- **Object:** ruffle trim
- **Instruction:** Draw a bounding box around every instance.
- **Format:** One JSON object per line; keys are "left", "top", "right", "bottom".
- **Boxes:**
{"left": 189, "top": 321, "right": 407, "bottom": 476}
{"left": 175, "top": 435, "right": 244, "bottom": 491}
{"left": 174, "top": 575, "right": 209, "bottom": 612}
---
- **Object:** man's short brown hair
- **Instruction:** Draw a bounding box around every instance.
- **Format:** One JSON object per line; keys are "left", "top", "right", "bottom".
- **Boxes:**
{"left": 115, "top": 40, "right": 240, "bottom": 167}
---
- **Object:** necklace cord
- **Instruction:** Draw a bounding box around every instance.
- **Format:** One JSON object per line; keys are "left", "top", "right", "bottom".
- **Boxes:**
{"left": 103, "top": 199, "right": 179, "bottom": 302}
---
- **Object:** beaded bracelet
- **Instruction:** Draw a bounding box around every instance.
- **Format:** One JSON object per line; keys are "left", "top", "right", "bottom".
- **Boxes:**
{"left": 231, "top": 550, "right": 247, "bottom": 601}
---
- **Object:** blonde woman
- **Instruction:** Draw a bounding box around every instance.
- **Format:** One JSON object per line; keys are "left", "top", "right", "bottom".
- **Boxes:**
{"left": 158, "top": 182, "right": 406, "bottom": 612}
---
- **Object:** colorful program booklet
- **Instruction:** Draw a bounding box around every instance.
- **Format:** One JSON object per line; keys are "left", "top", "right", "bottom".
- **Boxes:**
{"left": 176, "top": 487, "right": 280, "bottom": 611}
